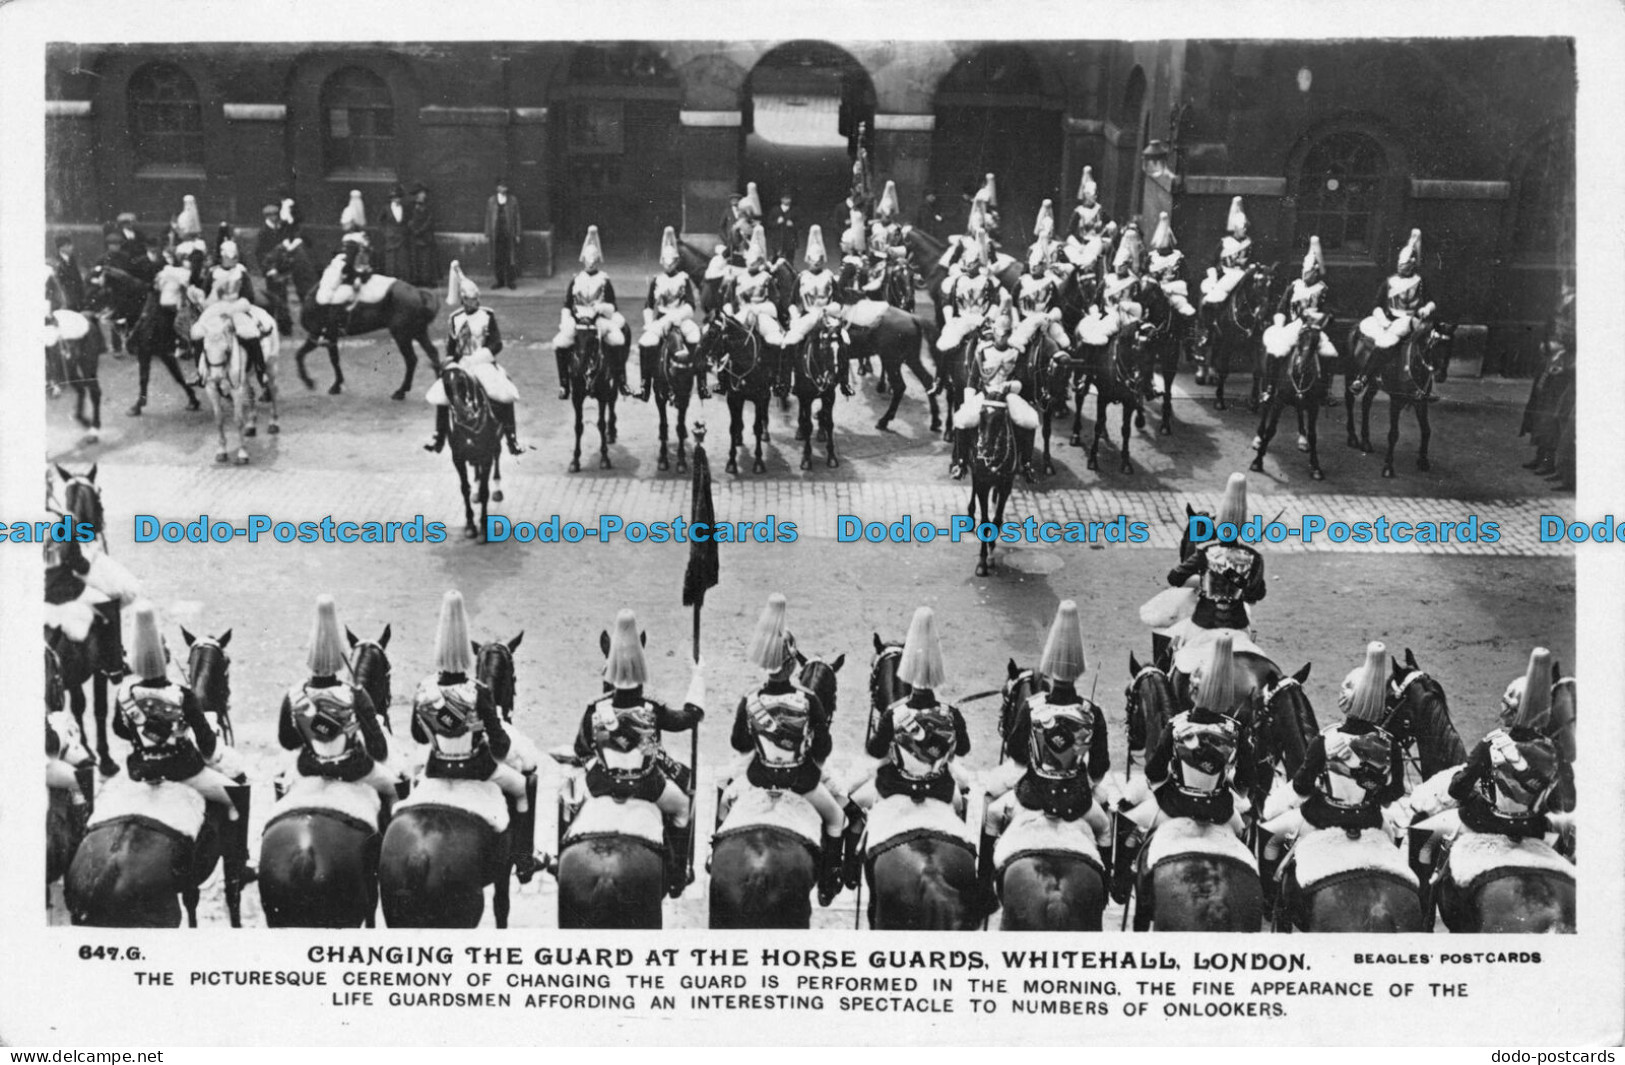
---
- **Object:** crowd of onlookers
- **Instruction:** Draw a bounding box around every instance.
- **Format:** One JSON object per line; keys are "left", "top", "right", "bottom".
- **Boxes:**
{"left": 1517, "top": 284, "right": 1576, "bottom": 491}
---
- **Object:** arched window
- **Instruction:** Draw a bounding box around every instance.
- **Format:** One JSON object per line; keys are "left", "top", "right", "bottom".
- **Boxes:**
{"left": 322, "top": 66, "right": 395, "bottom": 174}
{"left": 1294, "top": 131, "right": 1386, "bottom": 255}
{"left": 129, "top": 63, "right": 204, "bottom": 169}
{"left": 1514, "top": 125, "right": 1575, "bottom": 265}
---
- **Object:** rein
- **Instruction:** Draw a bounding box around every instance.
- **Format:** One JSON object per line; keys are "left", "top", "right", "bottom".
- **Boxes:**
{"left": 477, "top": 642, "right": 517, "bottom": 722}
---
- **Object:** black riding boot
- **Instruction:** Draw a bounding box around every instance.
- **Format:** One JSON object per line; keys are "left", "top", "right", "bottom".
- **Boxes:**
{"left": 1110, "top": 822, "right": 1144, "bottom": 907}
{"left": 494, "top": 402, "right": 521, "bottom": 456}
{"left": 1018, "top": 426, "right": 1036, "bottom": 483}
{"left": 555, "top": 349, "right": 571, "bottom": 401}
{"left": 613, "top": 349, "right": 633, "bottom": 398}
{"left": 817, "top": 831, "right": 844, "bottom": 906}
{"left": 950, "top": 428, "right": 972, "bottom": 479}
{"left": 1151, "top": 632, "right": 1172, "bottom": 671}
{"left": 224, "top": 783, "right": 256, "bottom": 887}
{"left": 424, "top": 406, "right": 449, "bottom": 452}
{"left": 636, "top": 344, "right": 656, "bottom": 402}
{"left": 511, "top": 772, "right": 541, "bottom": 884}
{"left": 841, "top": 800, "right": 867, "bottom": 890}
{"left": 665, "top": 822, "right": 694, "bottom": 899}
{"left": 773, "top": 346, "right": 792, "bottom": 399}
{"left": 976, "top": 829, "right": 1000, "bottom": 921}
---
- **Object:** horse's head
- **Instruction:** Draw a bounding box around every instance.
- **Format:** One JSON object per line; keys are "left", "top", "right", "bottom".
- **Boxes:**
{"left": 54, "top": 463, "right": 104, "bottom": 536}
{"left": 181, "top": 625, "right": 232, "bottom": 729}
{"left": 1125, "top": 651, "right": 1179, "bottom": 754}
{"left": 1549, "top": 662, "right": 1576, "bottom": 764}
{"left": 475, "top": 632, "right": 523, "bottom": 723}
{"left": 1419, "top": 318, "right": 1457, "bottom": 380}
{"left": 347, "top": 624, "right": 394, "bottom": 729}
{"left": 192, "top": 310, "right": 236, "bottom": 374}
{"left": 792, "top": 642, "right": 845, "bottom": 721}
{"left": 869, "top": 633, "right": 909, "bottom": 723}
{"left": 1257, "top": 663, "right": 1319, "bottom": 778}
{"left": 1178, "top": 503, "right": 1212, "bottom": 565}
{"left": 442, "top": 364, "right": 490, "bottom": 426}
{"left": 999, "top": 658, "right": 1049, "bottom": 759}
{"left": 799, "top": 327, "right": 841, "bottom": 392}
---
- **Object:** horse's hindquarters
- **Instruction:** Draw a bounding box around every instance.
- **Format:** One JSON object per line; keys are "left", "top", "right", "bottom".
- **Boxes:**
{"left": 259, "top": 813, "right": 379, "bottom": 928}
{"left": 998, "top": 853, "right": 1106, "bottom": 931}
{"left": 1456, "top": 872, "right": 1576, "bottom": 934}
{"left": 870, "top": 836, "right": 979, "bottom": 931}
{"left": 708, "top": 829, "right": 817, "bottom": 930}
{"left": 1301, "top": 871, "right": 1422, "bottom": 933}
{"left": 1149, "top": 855, "right": 1263, "bottom": 932}
{"left": 64, "top": 821, "right": 191, "bottom": 927}
{"left": 378, "top": 806, "right": 501, "bottom": 928}
{"left": 557, "top": 835, "right": 666, "bottom": 930}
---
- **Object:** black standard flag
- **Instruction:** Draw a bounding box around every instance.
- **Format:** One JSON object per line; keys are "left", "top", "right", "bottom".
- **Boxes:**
{"left": 682, "top": 426, "right": 719, "bottom": 615}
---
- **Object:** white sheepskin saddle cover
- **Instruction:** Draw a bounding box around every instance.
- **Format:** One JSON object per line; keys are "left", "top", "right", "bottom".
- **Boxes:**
{"left": 564, "top": 793, "right": 662, "bottom": 848}
{"left": 1292, "top": 825, "right": 1417, "bottom": 892}
{"left": 865, "top": 792, "right": 975, "bottom": 855}
{"left": 398, "top": 776, "right": 509, "bottom": 834}
{"left": 993, "top": 803, "right": 1101, "bottom": 873}
{"left": 1170, "top": 622, "right": 1266, "bottom": 674}
{"left": 88, "top": 776, "right": 206, "bottom": 842}
{"left": 48, "top": 309, "right": 91, "bottom": 345}
{"left": 843, "top": 299, "right": 891, "bottom": 331}
{"left": 716, "top": 785, "right": 821, "bottom": 849}
{"left": 1446, "top": 829, "right": 1573, "bottom": 891}
{"left": 271, "top": 775, "right": 382, "bottom": 829}
{"left": 1139, "top": 585, "right": 1198, "bottom": 632}
{"left": 1145, "top": 815, "right": 1255, "bottom": 872}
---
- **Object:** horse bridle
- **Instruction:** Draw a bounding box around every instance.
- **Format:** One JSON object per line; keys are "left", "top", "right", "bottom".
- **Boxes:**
{"left": 349, "top": 639, "right": 392, "bottom": 714}
{"left": 54, "top": 474, "right": 108, "bottom": 553}
{"left": 714, "top": 315, "right": 762, "bottom": 389}
{"left": 444, "top": 364, "right": 493, "bottom": 434}
{"left": 477, "top": 641, "right": 517, "bottom": 723}
{"left": 869, "top": 644, "right": 904, "bottom": 719}
{"left": 187, "top": 637, "right": 233, "bottom": 738}
{"left": 799, "top": 328, "right": 840, "bottom": 394}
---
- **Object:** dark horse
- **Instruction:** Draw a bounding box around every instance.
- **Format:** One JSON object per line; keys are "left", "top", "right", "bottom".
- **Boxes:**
{"left": 46, "top": 699, "right": 96, "bottom": 903}
{"left": 991, "top": 661, "right": 1108, "bottom": 931}
{"left": 1252, "top": 315, "right": 1332, "bottom": 480}
{"left": 180, "top": 628, "right": 252, "bottom": 929}
{"left": 649, "top": 320, "right": 709, "bottom": 474}
{"left": 791, "top": 325, "right": 842, "bottom": 470}
{"left": 709, "top": 646, "right": 845, "bottom": 929}
{"left": 1345, "top": 318, "right": 1456, "bottom": 478}
{"left": 476, "top": 631, "right": 539, "bottom": 915}
{"left": 1078, "top": 309, "right": 1147, "bottom": 475}
{"left": 862, "top": 635, "right": 979, "bottom": 930}
{"left": 65, "top": 796, "right": 233, "bottom": 927}
{"left": 1202, "top": 264, "right": 1275, "bottom": 412}
{"left": 1120, "top": 654, "right": 1265, "bottom": 931}
{"left": 1135, "top": 278, "right": 1184, "bottom": 436}
{"left": 47, "top": 465, "right": 124, "bottom": 777}
{"left": 1384, "top": 649, "right": 1469, "bottom": 783}
{"left": 552, "top": 751, "right": 668, "bottom": 930}
{"left": 256, "top": 626, "right": 394, "bottom": 928}
{"left": 563, "top": 312, "right": 622, "bottom": 473}
{"left": 436, "top": 364, "right": 504, "bottom": 540}
{"left": 1434, "top": 846, "right": 1575, "bottom": 934}
{"left": 379, "top": 801, "right": 512, "bottom": 928}
{"left": 966, "top": 399, "right": 1019, "bottom": 576}
{"left": 699, "top": 313, "right": 774, "bottom": 476}
{"left": 85, "top": 264, "right": 201, "bottom": 417}
{"left": 849, "top": 304, "right": 938, "bottom": 435}
{"left": 288, "top": 246, "right": 440, "bottom": 399}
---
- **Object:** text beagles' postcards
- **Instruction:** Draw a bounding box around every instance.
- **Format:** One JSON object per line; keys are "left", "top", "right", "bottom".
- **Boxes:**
{"left": 3, "top": 0, "right": 1622, "bottom": 1048}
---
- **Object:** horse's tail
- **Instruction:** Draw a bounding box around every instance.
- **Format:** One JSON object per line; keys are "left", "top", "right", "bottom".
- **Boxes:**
{"left": 916, "top": 866, "right": 969, "bottom": 930}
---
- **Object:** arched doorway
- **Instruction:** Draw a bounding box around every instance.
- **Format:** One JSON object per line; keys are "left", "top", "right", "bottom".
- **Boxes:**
{"left": 931, "top": 45, "right": 1063, "bottom": 247}
{"left": 551, "top": 43, "right": 682, "bottom": 260}
{"left": 742, "top": 41, "right": 876, "bottom": 243}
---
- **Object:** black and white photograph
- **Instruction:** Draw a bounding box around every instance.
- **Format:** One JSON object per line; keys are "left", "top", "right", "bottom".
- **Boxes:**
{"left": 4, "top": 0, "right": 1622, "bottom": 1050}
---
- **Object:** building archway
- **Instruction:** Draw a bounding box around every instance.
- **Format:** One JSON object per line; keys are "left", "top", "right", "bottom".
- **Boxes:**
{"left": 931, "top": 44, "right": 1063, "bottom": 245}
{"left": 741, "top": 41, "right": 877, "bottom": 242}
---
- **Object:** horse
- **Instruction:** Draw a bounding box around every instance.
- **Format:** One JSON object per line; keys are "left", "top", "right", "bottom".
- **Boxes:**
{"left": 46, "top": 298, "right": 104, "bottom": 435}
{"left": 476, "top": 632, "right": 540, "bottom": 920}
{"left": 378, "top": 797, "right": 512, "bottom": 928}
{"left": 436, "top": 363, "right": 504, "bottom": 540}
{"left": 563, "top": 312, "right": 622, "bottom": 473}
{"left": 193, "top": 305, "right": 278, "bottom": 465}
{"left": 287, "top": 245, "right": 440, "bottom": 399}
{"left": 115, "top": 287, "right": 201, "bottom": 415}
{"left": 1135, "top": 278, "right": 1186, "bottom": 436}
{"left": 47, "top": 703, "right": 96, "bottom": 902}
{"left": 708, "top": 645, "right": 845, "bottom": 929}
{"left": 1201, "top": 264, "right": 1276, "bottom": 412}
{"left": 179, "top": 626, "right": 250, "bottom": 926}
{"left": 1252, "top": 316, "right": 1331, "bottom": 480}
{"left": 47, "top": 465, "right": 125, "bottom": 777}
{"left": 1385, "top": 649, "right": 1469, "bottom": 783}
{"left": 257, "top": 628, "right": 394, "bottom": 928}
{"left": 1345, "top": 318, "right": 1457, "bottom": 477}
{"left": 966, "top": 397, "right": 1019, "bottom": 576}
{"left": 1078, "top": 310, "right": 1147, "bottom": 475}
{"left": 1433, "top": 840, "right": 1575, "bottom": 934}
{"left": 791, "top": 325, "right": 842, "bottom": 470}
{"left": 649, "top": 320, "right": 709, "bottom": 474}
{"left": 698, "top": 313, "right": 774, "bottom": 476}
{"left": 551, "top": 749, "right": 668, "bottom": 930}
{"left": 1034, "top": 341, "right": 1090, "bottom": 477}
{"left": 850, "top": 305, "right": 938, "bottom": 435}
{"left": 82, "top": 262, "right": 152, "bottom": 364}
{"left": 990, "top": 662, "right": 1108, "bottom": 931}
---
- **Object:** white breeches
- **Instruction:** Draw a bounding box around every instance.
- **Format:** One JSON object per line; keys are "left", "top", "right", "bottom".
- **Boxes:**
{"left": 1011, "top": 313, "right": 1070, "bottom": 352}
{"left": 1158, "top": 281, "right": 1196, "bottom": 316}
{"left": 784, "top": 306, "right": 845, "bottom": 346}
{"left": 938, "top": 311, "right": 987, "bottom": 352}
{"left": 734, "top": 303, "right": 785, "bottom": 346}
{"left": 424, "top": 349, "right": 519, "bottom": 404}
{"left": 555, "top": 311, "right": 627, "bottom": 350}
{"left": 1201, "top": 267, "right": 1247, "bottom": 304}
{"left": 639, "top": 308, "right": 700, "bottom": 349}
{"left": 1263, "top": 318, "right": 1339, "bottom": 359}
{"left": 1075, "top": 310, "right": 1120, "bottom": 347}
{"left": 1359, "top": 309, "right": 1414, "bottom": 349}
{"left": 954, "top": 390, "right": 1039, "bottom": 431}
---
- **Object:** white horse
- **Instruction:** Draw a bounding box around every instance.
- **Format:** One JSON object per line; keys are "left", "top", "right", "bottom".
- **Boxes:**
{"left": 191, "top": 303, "right": 280, "bottom": 464}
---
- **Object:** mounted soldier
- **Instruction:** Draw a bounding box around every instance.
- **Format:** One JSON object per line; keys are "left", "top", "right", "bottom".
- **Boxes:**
{"left": 936, "top": 228, "right": 1001, "bottom": 361}
{"left": 850, "top": 132, "right": 875, "bottom": 218}
{"left": 1145, "top": 210, "right": 1197, "bottom": 336}
{"left": 314, "top": 190, "right": 373, "bottom": 323}
{"left": 971, "top": 173, "right": 1002, "bottom": 252}
{"left": 1076, "top": 223, "right": 1145, "bottom": 350}
{"left": 721, "top": 224, "right": 790, "bottom": 395}
{"left": 836, "top": 209, "right": 869, "bottom": 305}
{"left": 1198, "top": 196, "right": 1257, "bottom": 360}
{"left": 1262, "top": 234, "right": 1339, "bottom": 403}
{"left": 571, "top": 609, "right": 705, "bottom": 898}
{"left": 635, "top": 226, "right": 704, "bottom": 403}
{"left": 1133, "top": 633, "right": 1252, "bottom": 837}
{"left": 277, "top": 595, "right": 400, "bottom": 803}
{"left": 951, "top": 295, "right": 1041, "bottom": 481}
{"left": 1009, "top": 202, "right": 1074, "bottom": 358}
{"left": 425, "top": 261, "right": 521, "bottom": 456}
{"left": 862, "top": 181, "right": 914, "bottom": 310}
{"left": 200, "top": 239, "right": 272, "bottom": 382}
{"left": 1163, "top": 473, "right": 1267, "bottom": 674}
{"left": 553, "top": 225, "right": 630, "bottom": 400}
{"left": 1355, "top": 228, "right": 1439, "bottom": 398}
{"left": 782, "top": 224, "right": 854, "bottom": 394}
{"left": 727, "top": 593, "right": 846, "bottom": 906}
{"left": 1065, "top": 166, "right": 1114, "bottom": 271}
{"left": 863, "top": 606, "right": 971, "bottom": 808}
{"left": 1450, "top": 648, "right": 1566, "bottom": 842}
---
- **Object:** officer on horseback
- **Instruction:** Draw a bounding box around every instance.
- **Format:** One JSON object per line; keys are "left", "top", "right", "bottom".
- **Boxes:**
{"left": 936, "top": 229, "right": 1002, "bottom": 361}
{"left": 981, "top": 600, "right": 1114, "bottom": 900}
{"left": 554, "top": 225, "right": 630, "bottom": 401}
{"left": 572, "top": 608, "right": 705, "bottom": 898}
{"left": 837, "top": 210, "right": 868, "bottom": 305}
{"left": 1261, "top": 234, "right": 1339, "bottom": 404}
{"left": 1136, "top": 634, "right": 1253, "bottom": 834}
{"left": 410, "top": 591, "right": 539, "bottom": 873}
{"left": 313, "top": 191, "right": 372, "bottom": 332}
{"left": 721, "top": 224, "right": 791, "bottom": 396}
{"left": 864, "top": 606, "right": 971, "bottom": 806}
{"left": 636, "top": 227, "right": 704, "bottom": 403}
{"left": 1358, "top": 228, "right": 1437, "bottom": 355}
{"left": 728, "top": 593, "right": 847, "bottom": 906}
{"left": 1145, "top": 210, "right": 1197, "bottom": 330}
{"left": 972, "top": 173, "right": 1001, "bottom": 251}
{"left": 1010, "top": 204, "right": 1074, "bottom": 357}
{"left": 425, "top": 261, "right": 522, "bottom": 456}
{"left": 1164, "top": 473, "right": 1267, "bottom": 672}
{"left": 1066, "top": 166, "right": 1112, "bottom": 256}
{"left": 950, "top": 297, "right": 1041, "bottom": 481}
{"left": 782, "top": 224, "right": 855, "bottom": 395}
{"left": 1450, "top": 647, "right": 1566, "bottom": 841}
{"left": 862, "top": 181, "right": 915, "bottom": 311}
{"left": 1198, "top": 197, "right": 1257, "bottom": 361}
{"left": 201, "top": 239, "right": 271, "bottom": 384}
{"left": 277, "top": 595, "right": 400, "bottom": 803}
{"left": 1076, "top": 225, "right": 1146, "bottom": 349}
